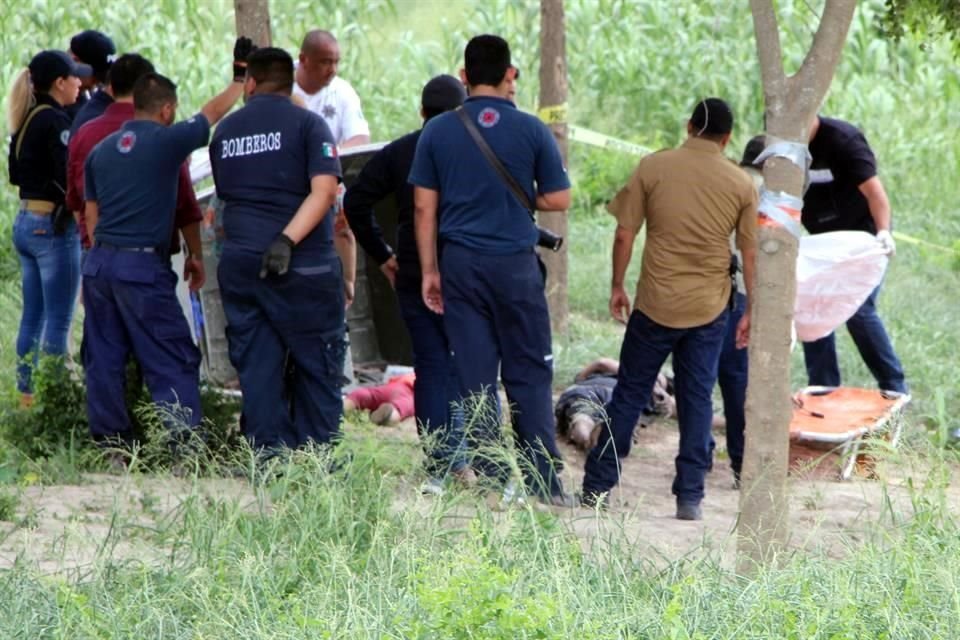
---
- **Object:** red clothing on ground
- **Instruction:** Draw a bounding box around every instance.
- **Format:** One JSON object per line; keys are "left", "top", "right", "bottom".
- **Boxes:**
{"left": 66, "top": 101, "right": 202, "bottom": 251}
{"left": 347, "top": 374, "right": 415, "bottom": 419}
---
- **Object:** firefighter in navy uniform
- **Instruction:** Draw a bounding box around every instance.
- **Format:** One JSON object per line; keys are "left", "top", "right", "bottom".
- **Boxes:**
{"left": 81, "top": 46, "right": 247, "bottom": 453}
{"left": 210, "top": 47, "right": 344, "bottom": 456}
{"left": 409, "top": 35, "right": 575, "bottom": 506}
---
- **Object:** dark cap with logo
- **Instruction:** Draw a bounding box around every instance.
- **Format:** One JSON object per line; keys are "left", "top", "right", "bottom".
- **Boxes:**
{"left": 690, "top": 97, "right": 734, "bottom": 136}
{"left": 421, "top": 74, "right": 467, "bottom": 111}
{"left": 70, "top": 30, "right": 116, "bottom": 74}
{"left": 29, "top": 50, "right": 93, "bottom": 89}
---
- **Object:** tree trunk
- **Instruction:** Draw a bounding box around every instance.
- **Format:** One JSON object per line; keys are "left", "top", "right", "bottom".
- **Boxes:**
{"left": 234, "top": 0, "right": 272, "bottom": 46}
{"left": 739, "top": 0, "right": 857, "bottom": 575}
{"left": 538, "top": 0, "right": 569, "bottom": 335}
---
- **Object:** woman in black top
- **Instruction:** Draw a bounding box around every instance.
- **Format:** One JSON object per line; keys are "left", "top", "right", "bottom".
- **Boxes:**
{"left": 7, "top": 50, "right": 88, "bottom": 407}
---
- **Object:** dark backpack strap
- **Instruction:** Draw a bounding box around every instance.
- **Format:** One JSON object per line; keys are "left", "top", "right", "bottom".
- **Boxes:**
{"left": 455, "top": 106, "right": 535, "bottom": 215}
{"left": 15, "top": 104, "right": 53, "bottom": 160}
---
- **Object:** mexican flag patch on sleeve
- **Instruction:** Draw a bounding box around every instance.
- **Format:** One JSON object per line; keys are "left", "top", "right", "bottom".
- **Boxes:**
{"left": 322, "top": 142, "right": 338, "bottom": 158}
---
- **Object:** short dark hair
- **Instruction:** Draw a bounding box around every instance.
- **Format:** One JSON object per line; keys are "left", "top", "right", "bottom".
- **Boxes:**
{"left": 133, "top": 72, "right": 177, "bottom": 113}
{"left": 464, "top": 34, "right": 511, "bottom": 87}
{"left": 108, "top": 54, "right": 155, "bottom": 98}
{"left": 690, "top": 97, "right": 734, "bottom": 139}
{"left": 247, "top": 47, "right": 294, "bottom": 94}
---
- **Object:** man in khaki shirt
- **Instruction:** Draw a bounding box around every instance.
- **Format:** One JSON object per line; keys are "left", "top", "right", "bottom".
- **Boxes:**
{"left": 582, "top": 98, "right": 758, "bottom": 520}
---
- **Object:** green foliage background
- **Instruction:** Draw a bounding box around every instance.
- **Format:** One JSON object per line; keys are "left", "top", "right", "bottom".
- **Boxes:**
{"left": 0, "top": 0, "right": 959, "bottom": 636}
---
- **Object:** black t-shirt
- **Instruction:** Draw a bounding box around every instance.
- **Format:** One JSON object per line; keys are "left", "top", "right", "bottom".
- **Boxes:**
{"left": 343, "top": 129, "right": 420, "bottom": 289}
{"left": 803, "top": 116, "right": 878, "bottom": 234}
{"left": 7, "top": 93, "right": 71, "bottom": 203}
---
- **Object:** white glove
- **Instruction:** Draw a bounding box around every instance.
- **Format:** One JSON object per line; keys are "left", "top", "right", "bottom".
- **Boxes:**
{"left": 876, "top": 229, "right": 896, "bottom": 256}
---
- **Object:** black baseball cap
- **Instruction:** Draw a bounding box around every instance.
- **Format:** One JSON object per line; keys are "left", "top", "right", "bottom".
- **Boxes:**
{"left": 70, "top": 30, "right": 116, "bottom": 74}
{"left": 421, "top": 74, "right": 467, "bottom": 111}
{"left": 690, "top": 97, "right": 734, "bottom": 136}
{"left": 29, "top": 50, "right": 92, "bottom": 88}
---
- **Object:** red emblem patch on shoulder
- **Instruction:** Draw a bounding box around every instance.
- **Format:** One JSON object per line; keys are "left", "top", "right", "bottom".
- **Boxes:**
{"left": 116, "top": 131, "right": 137, "bottom": 154}
{"left": 478, "top": 107, "right": 500, "bottom": 128}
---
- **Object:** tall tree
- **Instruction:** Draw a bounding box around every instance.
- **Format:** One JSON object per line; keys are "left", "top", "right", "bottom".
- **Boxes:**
{"left": 738, "top": 0, "right": 857, "bottom": 574}
{"left": 234, "top": 0, "right": 272, "bottom": 47}
{"left": 538, "top": 0, "right": 570, "bottom": 335}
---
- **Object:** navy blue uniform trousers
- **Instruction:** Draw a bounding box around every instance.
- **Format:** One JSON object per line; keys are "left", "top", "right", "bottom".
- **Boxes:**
{"left": 440, "top": 243, "right": 563, "bottom": 498}
{"left": 582, "top": 308, "right": 728, "bottom": 505}
{"left": 396, "top": 284, "right": 466, "bottom": 476}
{"left": 218, "top": 250, "right": 345, "bottom": 452}
{"left": 716, "top": 292, "right": 747, "bottom": 477}
{"left": 82, "top": 246, "right": 202, "bottom": 442}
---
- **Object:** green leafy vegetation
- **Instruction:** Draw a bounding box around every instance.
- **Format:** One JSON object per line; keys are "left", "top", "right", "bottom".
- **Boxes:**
{"left": 1, "top": 0, "right": 959, "bottom": 636}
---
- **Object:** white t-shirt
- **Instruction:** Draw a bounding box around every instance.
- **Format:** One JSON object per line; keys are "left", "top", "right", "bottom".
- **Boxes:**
{"left": 293, "top": 75, "right": 370, "bottom": 145}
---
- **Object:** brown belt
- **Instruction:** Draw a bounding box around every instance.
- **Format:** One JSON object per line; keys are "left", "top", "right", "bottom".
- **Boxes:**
{"left": 20, "top": 199, "right": 55, "bottom": 214}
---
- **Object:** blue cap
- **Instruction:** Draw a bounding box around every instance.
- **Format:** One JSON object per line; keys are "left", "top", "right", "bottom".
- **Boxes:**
{"left": 28, "top": 50, "right": 92, "bottom": 89}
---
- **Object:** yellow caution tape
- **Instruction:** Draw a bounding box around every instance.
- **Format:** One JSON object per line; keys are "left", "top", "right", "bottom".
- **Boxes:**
{"left": 892, "top": 231, "right": 958, "bottom": 254}
{"left": 538, "top": 103, "right": 568, "bottom": 125}
{"left": 568, "top": 125, "right": 653, "bottom": 157}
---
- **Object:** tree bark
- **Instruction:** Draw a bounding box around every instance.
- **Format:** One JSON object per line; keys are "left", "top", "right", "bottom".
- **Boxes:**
{"left": 234, "top": 0, "right": 272, "bottom": 47}
{"left": 739, "top": 0, "right": 857, "bottom": 575}
{"left": 538, "top": 0, "right": 569, "bottom": 335}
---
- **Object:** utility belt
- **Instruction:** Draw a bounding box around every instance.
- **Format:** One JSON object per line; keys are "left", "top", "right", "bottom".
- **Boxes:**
{"left": 95, "top": 241, "right": 170, "bottom": 261}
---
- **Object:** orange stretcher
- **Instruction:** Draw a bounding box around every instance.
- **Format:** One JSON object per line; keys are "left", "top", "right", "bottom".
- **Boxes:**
{"left": 789, "top": 386, "right": 911, "bottom": 480}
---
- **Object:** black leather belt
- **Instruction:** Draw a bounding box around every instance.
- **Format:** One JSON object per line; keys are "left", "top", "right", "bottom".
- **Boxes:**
{"left": 95, "top": 241, "right": 168, "bottom": 258}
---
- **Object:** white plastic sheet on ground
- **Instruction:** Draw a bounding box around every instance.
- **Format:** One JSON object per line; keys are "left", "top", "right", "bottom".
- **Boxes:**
{"left": 795, "top": 231, "right": 889, "bottom": 342}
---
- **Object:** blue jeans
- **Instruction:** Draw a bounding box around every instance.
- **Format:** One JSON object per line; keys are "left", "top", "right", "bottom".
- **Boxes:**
{"left": 716, "top": 292, "right": 747, "bottom": 476}
{"left": 396, "top": 284, "right": 466, "bottom": 476}
{"left": 582, "top": 308, "right": 729, "bottom": 505}
{"left": 13, "top": 210, "right": 81, "bottom": 393}
{"left": 802, "top": 284, "right": 907, "bottom": 393}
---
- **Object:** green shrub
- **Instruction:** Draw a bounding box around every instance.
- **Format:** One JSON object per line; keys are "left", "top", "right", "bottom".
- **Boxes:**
{"left": 1, "top": 355, "right": 241, "bottom": 474}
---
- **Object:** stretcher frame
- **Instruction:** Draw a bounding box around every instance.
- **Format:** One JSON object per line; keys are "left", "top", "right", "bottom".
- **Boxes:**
{"left": 790, "top": 386, "right": 911, "bottom": 481}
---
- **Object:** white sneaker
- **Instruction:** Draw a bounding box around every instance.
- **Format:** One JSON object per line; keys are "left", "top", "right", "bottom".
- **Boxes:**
{"left": 420, "top": 477, "right": 445, "bottom": 497}
{"left": 498, "top": 480, "right": 527, "bottom": 508}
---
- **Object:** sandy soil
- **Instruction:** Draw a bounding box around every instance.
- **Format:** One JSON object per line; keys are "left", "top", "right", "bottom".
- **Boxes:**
{"left": 0, "top": 416, "right": 949, "bottom": 574}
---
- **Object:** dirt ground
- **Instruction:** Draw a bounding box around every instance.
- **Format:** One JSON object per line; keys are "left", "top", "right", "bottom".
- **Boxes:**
{"left": 0, "top": 415, "right": 951, "bottom": 574}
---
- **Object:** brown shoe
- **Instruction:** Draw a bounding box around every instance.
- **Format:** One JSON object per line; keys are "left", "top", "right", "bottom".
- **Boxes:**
{"left": 451, "top": 465, "right": 478, "bottom": 488}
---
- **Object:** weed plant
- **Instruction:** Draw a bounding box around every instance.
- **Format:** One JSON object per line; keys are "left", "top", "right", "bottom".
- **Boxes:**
{"left": 0, "top": 0, "right": 959, "bottom": 635}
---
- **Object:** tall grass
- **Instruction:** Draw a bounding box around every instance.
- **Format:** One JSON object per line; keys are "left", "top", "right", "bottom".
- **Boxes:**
{"left": 2, "top": 445, "right": 960, "bottom": 637}
{"left": 1, "top": 1, "right": 959, "bottom": 634}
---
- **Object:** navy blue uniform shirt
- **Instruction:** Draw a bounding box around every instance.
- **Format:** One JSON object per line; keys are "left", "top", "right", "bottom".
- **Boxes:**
{"left": 408, "top": 96, "right": 569, "bottom": 254}
{"left": 70, "top": 89, "right": 114, "bottom": 136}
{"left": 344, "top": 129, "right": 420, "bottom": 288}
{"left": 804, "top": 116, "right": 878, "bottom": 234}
{"left": 7, "top": 93, "right": 72, "bottom": 203}
{"left": 84, "top": 114, "right": 210, "bottom": 250}
{"left": 209, "top": 93, "right": 342, "bottom": 265}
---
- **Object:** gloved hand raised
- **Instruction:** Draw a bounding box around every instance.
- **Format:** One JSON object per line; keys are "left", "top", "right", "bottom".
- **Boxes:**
{"left": 260, "top": 233, "right": 294, "bottom": 278}
{"left": 233, "top": 36, "right": 257, "bottom": 81}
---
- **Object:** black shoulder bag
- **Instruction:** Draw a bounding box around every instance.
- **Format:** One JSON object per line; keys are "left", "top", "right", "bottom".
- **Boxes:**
{"left": 455, "top": 107, "right": 562, "bottom": 252}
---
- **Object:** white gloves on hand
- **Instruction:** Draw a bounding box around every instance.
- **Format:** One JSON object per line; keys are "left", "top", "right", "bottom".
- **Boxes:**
{"left": 876, "top": 229, "right": 896, "bottom": 256}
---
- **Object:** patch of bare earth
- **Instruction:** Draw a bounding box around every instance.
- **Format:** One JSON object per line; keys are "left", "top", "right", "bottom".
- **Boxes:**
{"left": 0, "top": 417, "right": 950, "bottom": 574}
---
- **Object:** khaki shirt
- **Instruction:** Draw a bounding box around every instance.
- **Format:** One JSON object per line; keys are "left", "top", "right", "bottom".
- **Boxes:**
{"left": 608, "top": 137, "right": 758, "bottom": 328}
